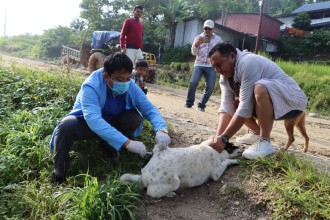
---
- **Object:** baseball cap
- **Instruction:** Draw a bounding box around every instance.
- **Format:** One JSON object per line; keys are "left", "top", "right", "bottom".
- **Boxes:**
{"left": 203, "top": 20, "right": 214, "bottom": 29}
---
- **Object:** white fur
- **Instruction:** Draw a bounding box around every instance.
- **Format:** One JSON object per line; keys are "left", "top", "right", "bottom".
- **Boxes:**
{"left": 120, "top": 139, "right": 244, "bottom": 198}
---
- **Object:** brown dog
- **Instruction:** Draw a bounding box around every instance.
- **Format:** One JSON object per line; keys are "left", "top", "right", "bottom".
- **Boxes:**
{"left": 283, "top": 111, "right": 309, "bottom": 152}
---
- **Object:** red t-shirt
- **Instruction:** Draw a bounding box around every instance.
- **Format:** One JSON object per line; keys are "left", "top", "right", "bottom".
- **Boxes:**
{"left": 120, "top": 18, "right": 144, "bottom": 50}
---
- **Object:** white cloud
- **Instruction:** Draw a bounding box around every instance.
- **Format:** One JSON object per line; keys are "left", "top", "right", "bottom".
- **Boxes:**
{"left": 0, "top": 0, "right": 81, "bottom": 36}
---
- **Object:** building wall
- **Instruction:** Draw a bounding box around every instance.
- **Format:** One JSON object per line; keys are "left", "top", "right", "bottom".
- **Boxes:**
{"left": 260, "top": 16, "right": 282, "bottom": 40}
{"left": 216, "top": 14, "right": 259, "bottom": 35}
{"left": 216, "top": 14, "right": 281, "bottom": 40}
{"left": 276, "top": 16, "right": 294, "bottom": 30}
{"left": 174, "top": 19, "right": 201, "bottom": 47}
{"left": 174, "top": 18, "right": 259, "bottom": 51}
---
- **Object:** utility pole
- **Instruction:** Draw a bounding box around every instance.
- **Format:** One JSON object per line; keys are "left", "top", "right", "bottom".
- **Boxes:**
{"left": 255, "top": 0, "right": 264, "bottom": 54}
{"left": 4, "top": 7, "right": 6, "bottom": 37}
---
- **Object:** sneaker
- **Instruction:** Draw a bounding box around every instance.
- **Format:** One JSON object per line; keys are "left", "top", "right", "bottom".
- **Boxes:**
{"left": 184, "top": 104, "right": 192, "bottom": 108}
{"left": 197, "top": 107, "right": 205, "bottom": 112}
{"left": 242, "top": 139, "right": 276, "bottom": 160}
{"left": 236, "top": 132, "right": 260, "bottom": 144}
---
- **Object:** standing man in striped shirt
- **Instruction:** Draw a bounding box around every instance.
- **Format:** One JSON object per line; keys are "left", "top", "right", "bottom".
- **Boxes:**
{"left": 208, "top": 42, "right": 307, "bottom": 160}
{"left": 120, "top": 5, "right": 144, "bottom": 67}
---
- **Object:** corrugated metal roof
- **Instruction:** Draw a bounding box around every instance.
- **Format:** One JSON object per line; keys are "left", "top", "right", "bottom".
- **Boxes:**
{"left": 292, "top": 1, "right": 330, "bottom": 14}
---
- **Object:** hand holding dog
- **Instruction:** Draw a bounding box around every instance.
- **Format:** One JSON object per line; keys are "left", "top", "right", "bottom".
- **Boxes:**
{"left": 126, "top": 140, "right": 147, "bottom": 157}
{"left": 155, "top": 130, "right": 171, "bottom": 150}
{"left": 210, "top": 136, "right": 226, "bottom": 152}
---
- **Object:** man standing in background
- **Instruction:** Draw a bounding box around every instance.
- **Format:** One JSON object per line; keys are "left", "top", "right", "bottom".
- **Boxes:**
{"left": 185, "top": 20, "right": 223, "bottom": 112}
{"left": 120, "top": 5, "right": 144, "bottom": 67}
{"left": 158, "top": 42, "right": 164, "bottom": 64}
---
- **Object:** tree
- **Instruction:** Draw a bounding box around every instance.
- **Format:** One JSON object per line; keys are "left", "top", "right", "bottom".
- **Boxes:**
{"left": 292, "top": 12, "right": 311, "bottom": 31}
{"left": 303, "top": 27, "right": 330, "bottom": 54}
{"left": 70, "top": 17, "right": 87, "bottom": 33}
{"left": 38, "top": 26, "right": 78, "bottom": 58}
{"left": 267, "top": 0, "right": 305, "bottom": 15}
{"left": 79, "top": 0, "right": 129, "bottom": 35}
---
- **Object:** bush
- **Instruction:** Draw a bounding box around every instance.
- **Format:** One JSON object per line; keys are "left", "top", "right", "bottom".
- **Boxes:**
{"left": 157, "top": 62, "right": 221, "bottom": 94}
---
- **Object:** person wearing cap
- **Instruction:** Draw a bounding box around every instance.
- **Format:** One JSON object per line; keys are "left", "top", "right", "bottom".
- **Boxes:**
{"left": 50, "top": 52, "right": 171, "bottom": 183}
{"left": 120, "top": 5, "right": 144, "bottom": 67}
{"left": 185, "top": 19, "right": 223, "bottom": 112}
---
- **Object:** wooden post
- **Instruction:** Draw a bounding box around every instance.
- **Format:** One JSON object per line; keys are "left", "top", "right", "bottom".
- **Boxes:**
{"left": 255, "top": 0, "right": 264, "bottom": 54}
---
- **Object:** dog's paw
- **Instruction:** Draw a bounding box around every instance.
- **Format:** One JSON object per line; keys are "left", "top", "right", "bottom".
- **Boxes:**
{"left": 165, "top": 192, "right": 176, "bottom": 197}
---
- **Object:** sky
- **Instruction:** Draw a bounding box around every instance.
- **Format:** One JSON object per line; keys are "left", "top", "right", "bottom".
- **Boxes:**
{"left": 0, "top": 0, "right": 82, "bottom": 37}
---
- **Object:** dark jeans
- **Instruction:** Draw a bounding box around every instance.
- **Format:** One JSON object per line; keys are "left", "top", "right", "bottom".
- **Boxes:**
{"left": 158, "top": 53, "right": 163, "bottom": 64}
{"left": 53, "top": 110, "right": 142, "bottom": 182}
{"left": 185, "top": 66, "right": 217, "bottom": 109}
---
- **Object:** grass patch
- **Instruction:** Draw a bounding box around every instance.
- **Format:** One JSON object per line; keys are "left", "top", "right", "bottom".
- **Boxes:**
{"left": 0, "top": 64, "right": 155, "bottom": 219}
{"left": 243, "top": 151, "right": 330, "bottom": 219}
{"left": 0, "top": 35, "right": 42, "bottom": 59}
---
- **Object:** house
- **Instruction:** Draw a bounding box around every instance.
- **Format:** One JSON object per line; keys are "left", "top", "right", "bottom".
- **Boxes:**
{"left": 276, "top": 0, "right": 330, "bottom": 31}
{"left": 174, "top": 15, "right": 282, "bottom": 53}
{"left": 174, "top": 17, "right": 256, "bottom": 52}
{"left": 215, "top": 13, "right": 282, "bottom": 52}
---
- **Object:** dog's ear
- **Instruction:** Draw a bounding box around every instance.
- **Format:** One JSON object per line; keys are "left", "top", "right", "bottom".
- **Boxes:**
{"left": 224, "top": 142, "right": 239, "bottom": 154}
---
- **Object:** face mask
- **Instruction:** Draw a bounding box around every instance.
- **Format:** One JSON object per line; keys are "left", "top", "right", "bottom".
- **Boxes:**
{"left": 108, "top": 78, "right": 131, "bottom": 95}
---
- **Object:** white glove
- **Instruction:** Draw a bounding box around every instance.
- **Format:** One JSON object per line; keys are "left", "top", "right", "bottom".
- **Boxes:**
{"left": 126, "top": 140, "right": 147, "bottom": 157}
{"left": 155, "top": 130, "right": 171, "bottom": 150}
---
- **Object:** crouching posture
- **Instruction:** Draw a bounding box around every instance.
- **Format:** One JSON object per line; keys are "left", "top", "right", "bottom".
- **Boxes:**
{"left": 120, "top": 140, "right": 243, "bottom": 198}
{"left": 208, "top": 43, "right": 308, "bottom": 159}
{"left": 49, "top": 52, "right": 171, "bottom": 183}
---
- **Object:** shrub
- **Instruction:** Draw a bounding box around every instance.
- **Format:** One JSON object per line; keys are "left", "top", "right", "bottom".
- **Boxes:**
{"left": 162, "top": 44, "right": 194, "bottom": 64}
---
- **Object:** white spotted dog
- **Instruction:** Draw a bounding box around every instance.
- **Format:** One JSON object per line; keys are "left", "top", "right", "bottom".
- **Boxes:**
{"left": 120, "top": 140, "right": 244, "bottom": 199}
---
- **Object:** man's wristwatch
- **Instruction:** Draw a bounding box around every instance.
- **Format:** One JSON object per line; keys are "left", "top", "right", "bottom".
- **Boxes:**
{"left": 220, "top": 134, "right": 230, "bottom": 144}
{"left": 157, "top": 128, "right": 168, "bottom": 134}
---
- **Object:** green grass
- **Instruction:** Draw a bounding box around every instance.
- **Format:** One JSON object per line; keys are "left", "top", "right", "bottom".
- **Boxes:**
{"left": 0, "top": 35, "right": 42, "bottom": 58}
{"left": 277, "top": 60, "right": 330, "bottom": 115}
{"left": 0, "top": 63, "right": 154, "bottom": 219}
{"left": 0, "top": 58, "right": 329, "bottom": 219}
{"left": 243, "top": 152, "right": 330, "bottom": 219}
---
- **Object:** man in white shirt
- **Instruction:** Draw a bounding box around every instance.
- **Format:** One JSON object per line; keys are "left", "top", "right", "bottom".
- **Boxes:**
{"left": 208, "top": 42, "right": 307, "bottom": 159}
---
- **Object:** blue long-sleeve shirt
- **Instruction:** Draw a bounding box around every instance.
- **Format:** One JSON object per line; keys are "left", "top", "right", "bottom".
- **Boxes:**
{"left": 50, "top": 68, "right": 167, "bottom": 151}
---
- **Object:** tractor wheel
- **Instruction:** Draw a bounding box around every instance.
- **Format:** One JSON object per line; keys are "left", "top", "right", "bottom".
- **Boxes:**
{"left": 88, "top": 52, "right": 107, "bottom": 73}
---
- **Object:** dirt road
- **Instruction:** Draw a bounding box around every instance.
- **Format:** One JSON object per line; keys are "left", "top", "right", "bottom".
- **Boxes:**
{"left": 2, "top": 54, "right": 329, "bottom": 219}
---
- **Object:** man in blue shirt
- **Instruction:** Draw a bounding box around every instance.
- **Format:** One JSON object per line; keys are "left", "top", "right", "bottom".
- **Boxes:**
{"left": 50, "top": 52, "right": 170, "bottom": 183}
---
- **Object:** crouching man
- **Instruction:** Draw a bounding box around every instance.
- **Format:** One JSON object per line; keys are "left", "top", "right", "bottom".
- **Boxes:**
{"left": 208, "top": 43, "right": 307, "bottom": 159}
{"left": 50, "top": 52, "right": 170, "bottom": 183}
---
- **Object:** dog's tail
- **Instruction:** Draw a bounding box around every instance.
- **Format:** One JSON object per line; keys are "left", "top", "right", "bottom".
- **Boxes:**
{"left": 120, "top": 174, "right": 145, "bottom": 188}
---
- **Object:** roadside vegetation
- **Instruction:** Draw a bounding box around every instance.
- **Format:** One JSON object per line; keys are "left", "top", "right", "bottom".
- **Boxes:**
{"left": 0, "top": 55, "right": 329, "bottom": 219}
{"left": 244, "top": 152, "right": 330, "bottom": 219}
{"left": 0, "top": 60, "right": 156, "bottom": 219}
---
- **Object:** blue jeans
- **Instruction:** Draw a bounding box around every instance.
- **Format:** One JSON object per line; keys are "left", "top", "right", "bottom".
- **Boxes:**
{"left": 158, "top": 53, "right": 163, "bottom": 64}
{"left": 185, "top": 66, "right": 217, "bottom": 109}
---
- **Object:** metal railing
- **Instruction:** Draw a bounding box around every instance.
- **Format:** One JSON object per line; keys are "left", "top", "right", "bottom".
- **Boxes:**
{"left": 62, "top": 45, "right": 80, "bottom": 62}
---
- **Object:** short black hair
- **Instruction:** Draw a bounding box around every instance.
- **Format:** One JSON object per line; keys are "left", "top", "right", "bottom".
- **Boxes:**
{"left": 134, "top": 5, "right": 143, "bottom": 11}
{"left": 208, "top": 42, "right": 237, "bottom": 58}
{"left": 104, "top": 52, "right": 133, "bottom": 76}
{"left": 135, "top": 59, "right": 148, "bottom": 68}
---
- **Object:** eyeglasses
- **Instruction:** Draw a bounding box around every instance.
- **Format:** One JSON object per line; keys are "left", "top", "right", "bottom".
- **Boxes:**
{"left": 204, "top": 27, "right": 212, "bottom": 31}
